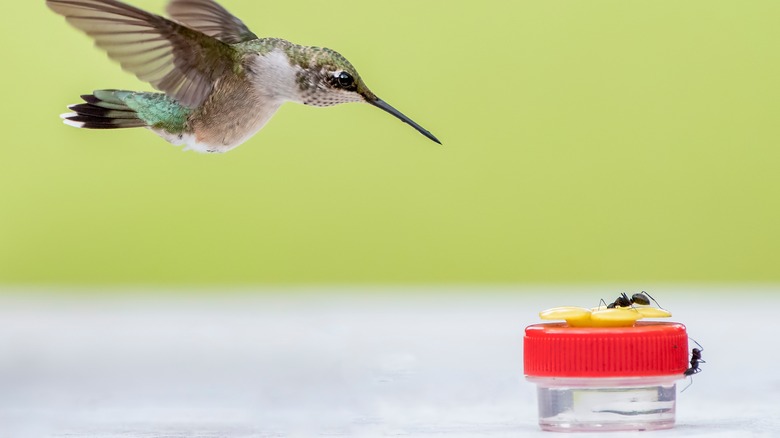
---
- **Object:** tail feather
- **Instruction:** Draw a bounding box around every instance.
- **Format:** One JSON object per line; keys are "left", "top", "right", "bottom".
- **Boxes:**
{"left": 61, "top": 90, "right": 148, "bottom": 129}
{"left": 80, "top": 94, "right": 129, "bottom": 111}
{"left": 67, "top": 103, "right": 138, "bottom": 119}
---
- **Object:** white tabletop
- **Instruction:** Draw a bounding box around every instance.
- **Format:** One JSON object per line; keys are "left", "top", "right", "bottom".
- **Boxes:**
{"left": 1, "top": 286, "right": 778, "bottom": 437}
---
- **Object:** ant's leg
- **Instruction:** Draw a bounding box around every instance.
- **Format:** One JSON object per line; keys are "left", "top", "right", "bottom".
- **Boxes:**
{"left": 680, "top": 376, "right": 694, "bottom": 393}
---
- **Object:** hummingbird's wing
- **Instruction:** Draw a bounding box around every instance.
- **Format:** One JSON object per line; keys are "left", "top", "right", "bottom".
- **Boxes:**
{"left": 47, "top": 0, "right": 238, "bottom": 108}
{"left": 166, "top": 0, "right": 258, "bottom": 44}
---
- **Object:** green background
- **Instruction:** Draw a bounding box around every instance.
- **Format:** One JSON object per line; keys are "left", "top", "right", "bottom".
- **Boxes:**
{"left": 1, "top": 0, "right": 779, "bottom": 284}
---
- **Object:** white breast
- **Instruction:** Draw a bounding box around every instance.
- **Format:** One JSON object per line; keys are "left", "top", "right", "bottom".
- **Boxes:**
{"left": 247, "top": 49, "right": 303, "bottom": 103}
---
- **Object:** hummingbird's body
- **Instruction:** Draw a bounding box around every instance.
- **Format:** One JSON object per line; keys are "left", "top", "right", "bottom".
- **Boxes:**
{"left": 47, "top": 0, "right": 439, "bottom": 153}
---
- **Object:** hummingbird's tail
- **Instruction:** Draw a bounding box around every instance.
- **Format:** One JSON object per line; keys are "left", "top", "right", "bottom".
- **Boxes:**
{"left": 62, "top": 90, "right": 148, "bottom": 129}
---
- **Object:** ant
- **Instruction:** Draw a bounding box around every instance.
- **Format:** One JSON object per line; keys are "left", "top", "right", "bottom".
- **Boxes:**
{"left": 681, "top": 339, "right": 705, "bottom": 392}
{"left": 600, "top": 291, "right": 663, "bottom": 309}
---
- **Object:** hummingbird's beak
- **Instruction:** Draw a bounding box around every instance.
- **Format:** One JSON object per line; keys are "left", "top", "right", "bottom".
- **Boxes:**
{"left": 367, "top": 98, "right": 441, "bottom": 145}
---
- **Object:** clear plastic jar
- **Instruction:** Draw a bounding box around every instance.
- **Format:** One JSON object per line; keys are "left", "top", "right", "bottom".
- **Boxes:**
{"left": 524, "top": 322, "right": 689, "bottom": 432}
{"left": 528, "top": 375, "right": 679, "bottom": 432}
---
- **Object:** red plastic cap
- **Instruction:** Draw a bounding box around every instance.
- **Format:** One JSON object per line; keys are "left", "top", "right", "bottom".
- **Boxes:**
{"left": 524, "top": 322, "right": 689, "bottom": 377}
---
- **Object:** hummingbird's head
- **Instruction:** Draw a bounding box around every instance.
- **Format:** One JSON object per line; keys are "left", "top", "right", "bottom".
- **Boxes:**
{"left": 295, "top": 47, "right": 373, "bottom": 107}
{"left": 295, "top": 47, "right": 441, "bottom": 144}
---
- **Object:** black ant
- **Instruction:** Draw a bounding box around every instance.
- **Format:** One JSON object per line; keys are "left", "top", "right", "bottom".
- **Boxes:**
{"left": 681, "top": 339, "right": 705, "bottom": 392}
{"left": 600, "top": 291, "right": 663, "bottom": 309}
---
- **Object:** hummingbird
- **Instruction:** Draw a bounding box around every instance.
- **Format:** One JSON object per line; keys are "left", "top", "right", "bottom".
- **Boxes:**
{"left": 47, "top": 0, "right": 440, "bottom": 153}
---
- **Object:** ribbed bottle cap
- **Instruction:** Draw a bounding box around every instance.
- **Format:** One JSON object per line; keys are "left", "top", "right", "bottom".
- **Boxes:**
{"left": 524, "top": 322, "right": 689, "bottom": 377}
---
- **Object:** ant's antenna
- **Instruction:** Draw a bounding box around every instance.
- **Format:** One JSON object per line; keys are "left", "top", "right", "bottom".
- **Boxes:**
{"left": 640, "top": 291, "right": 665, "bottom": 310}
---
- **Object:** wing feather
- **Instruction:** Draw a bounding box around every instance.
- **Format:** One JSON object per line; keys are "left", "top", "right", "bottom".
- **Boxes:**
{"left": 166, "top": 0, "right": 258, "bottom": 44}
{"left": 47, "top": 0, "right": 239, "bottom": 108}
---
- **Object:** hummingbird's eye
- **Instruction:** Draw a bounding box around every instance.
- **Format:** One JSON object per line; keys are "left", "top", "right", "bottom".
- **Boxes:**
{"left": 337, "top": 71, "right": 354, "bottom": 88}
